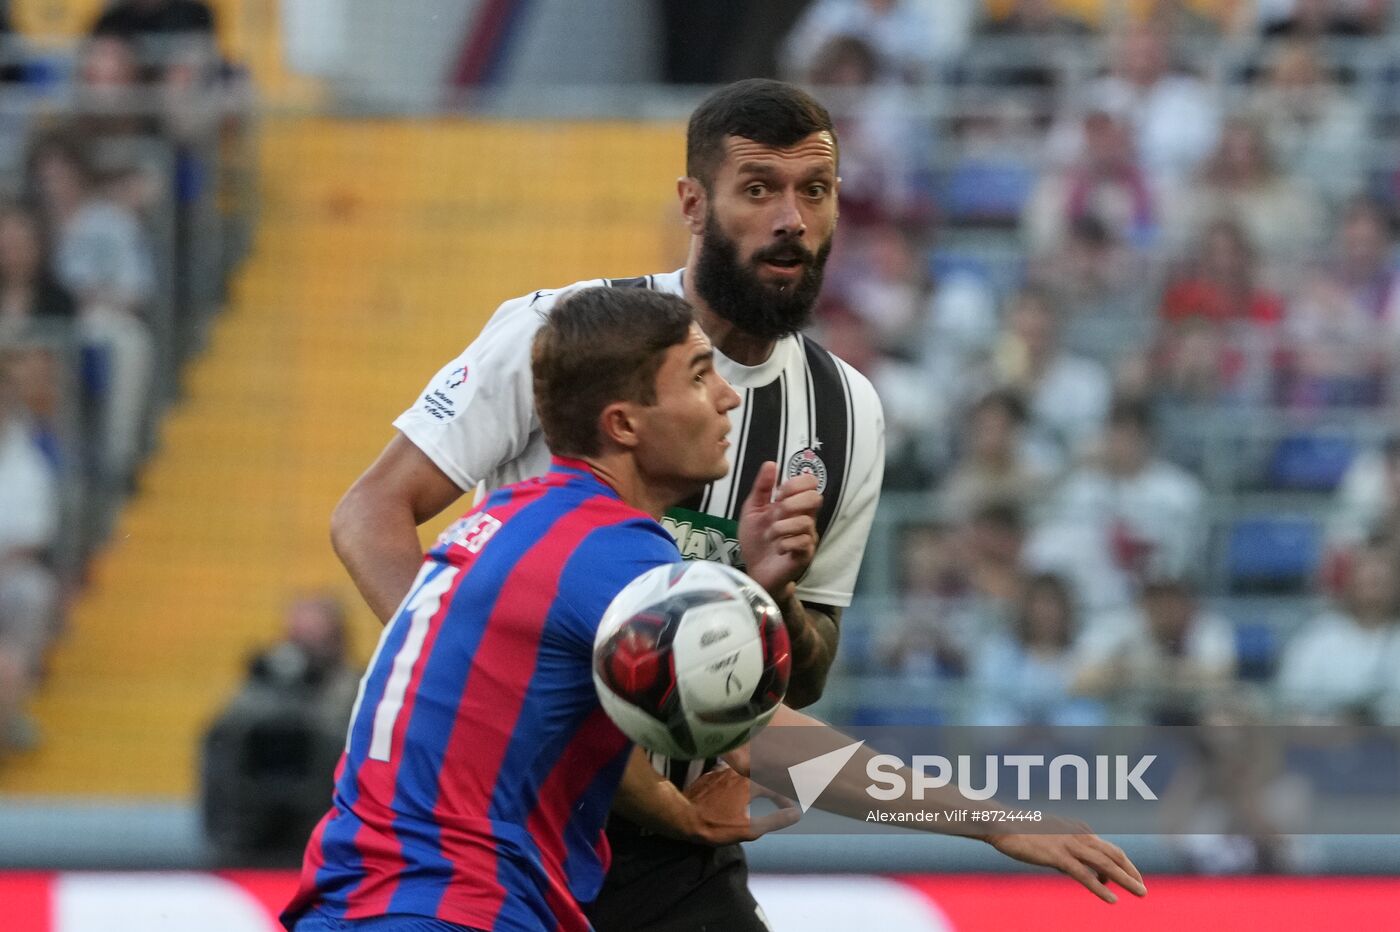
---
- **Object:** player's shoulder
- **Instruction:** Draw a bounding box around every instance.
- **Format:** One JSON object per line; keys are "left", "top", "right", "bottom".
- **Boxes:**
{"left": 793, "top": 333, "right": 884, "bottom": 418}
{"left": 559, "top": 500, "right": 680, "bottom": 592}
{"left": 500, "top": 270, "right": 681, "bottom": 321}
{"left": 490, "top": 276, "right": 610, "bottom": 327}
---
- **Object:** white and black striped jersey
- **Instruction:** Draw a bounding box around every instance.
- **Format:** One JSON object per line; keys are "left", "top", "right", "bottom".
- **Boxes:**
{"left": 395, "top": 269, "right": 886, "bottom": 612}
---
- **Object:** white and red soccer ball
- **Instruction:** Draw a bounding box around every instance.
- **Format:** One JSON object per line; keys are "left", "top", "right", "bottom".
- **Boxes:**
{"left": 592, "top": 561, "right": 791, "bottom": 759}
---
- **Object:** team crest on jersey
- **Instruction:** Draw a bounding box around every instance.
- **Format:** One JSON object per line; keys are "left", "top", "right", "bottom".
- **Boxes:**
{"left": 786, "top": 447, "right": 828, "bottom": 493}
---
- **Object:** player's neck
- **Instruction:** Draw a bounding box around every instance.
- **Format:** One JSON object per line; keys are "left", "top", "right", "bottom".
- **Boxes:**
{"left": 580, "top": 455, "right": 686, "bottom": 521}
{"left": 683, "top": 268, "right": 777, "bottom": 368}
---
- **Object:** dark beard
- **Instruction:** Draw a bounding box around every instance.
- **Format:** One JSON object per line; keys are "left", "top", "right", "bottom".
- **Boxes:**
{"left": 694, "top": 211, "right": 831, "bottom": 340}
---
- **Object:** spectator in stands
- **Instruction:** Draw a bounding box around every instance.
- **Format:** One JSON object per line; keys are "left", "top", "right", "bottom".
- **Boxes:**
{"left": 1027, "top": 399, "right": 1207, "bottom": 612}
{"left": 1326, "top": 436, "right": 1400, "bottom": 560}
{"left": 201, "top": 592, "right": 360, "bottom": 857}
{"left": 975, "top": 286, "right": 1112, "bottom": 464}
{"left": 1072, "top": 576, "right": 1236, "bottom": 724}
{"left": 878, "top": 521, "right": 968, "bottom": 678}
{"left": 1252, "top": 40, "right": 1367, "bottom": 205}
{"left": 1024, "top": 108, "right": 1162, "bottom": 259}
{"left": 1156, "top": 218, "right": 1285, "bottom": 404}
{"left": 27, "top": 133, "right": 156, "bottom": 487}
{"left": 0, "top": 206, "right": 76, "bottom": 341}
{"left": 804, "top": 36, "right": 933, "bottom": 228}
{"left": 970, "top": 573, "right": 1107, "bottom": 726}
{"left": 3, "top": 345, "right": 66, "bottom": 475}
{"left": 1166, "top": 116, "right": 1325, "bottom": 263}
{"left": 917, "top": 260, "right": 1002, "bottom": 473}
{"left": 1281, "top": 198, "right": 1398, "bottom": 407}
{"left": 962, "top": 501, "right": 1028, "bottom": 604}
{"left": 71, "top": 32, "right": 161, "bottom": 144}
{"left": 1028, "top": 213, "right": 1144, "bottom": 312}
{"left": 261, "top": 593, "right": 359, "bottom": 716}
{"left": 941, "top": 388, "right": 1056, "bottom": 521}
{"left": 817, "top": 302, "right": 940, "bottom": 487}
{"left": 1075, "top": 24, "right": 1223, "bottom": 187}
{"left": 0, "top": 352, "right": 61, "bottom": 755}
{"left": 78, "top": 30, "right": 148, "bottom": 97}
{"left": 827, "top": 221, "right": 924, "bottom": 346}
{"left": 881, "top": 504, "right": 1027, "bottom": 677}
{"left": 1259, "top": 0, "right": 1383, "bottom": 38}
{"left": 980, "top": 0, "right": 1091, "bottom": 36}
{"left": 1276, "top": 543, "right": 1400, "bottom": 723}
{"left": 782, "top": 0, "right": 951, "bottom": 82}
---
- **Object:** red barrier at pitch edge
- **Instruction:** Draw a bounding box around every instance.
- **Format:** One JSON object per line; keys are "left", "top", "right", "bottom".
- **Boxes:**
{"left": 2, "top": 871, "right": 1398, "bottom": 930}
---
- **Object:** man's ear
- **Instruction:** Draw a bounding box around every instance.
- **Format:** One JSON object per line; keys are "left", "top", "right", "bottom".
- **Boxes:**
{"left": 678, "top": 176, "right": 706, "bottom": 235}
{"left": 599, "top": 401, "right": 640, "bottom": 450}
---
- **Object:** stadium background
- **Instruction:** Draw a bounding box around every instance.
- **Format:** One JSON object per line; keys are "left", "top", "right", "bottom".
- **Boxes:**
{"left": 1, "top": 0, "right": 1399, "bottom": 928}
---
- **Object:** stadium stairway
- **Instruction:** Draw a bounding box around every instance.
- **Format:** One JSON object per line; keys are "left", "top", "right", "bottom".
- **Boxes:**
{"left": 0, "top": 116, "right": 684, "bottom": 797}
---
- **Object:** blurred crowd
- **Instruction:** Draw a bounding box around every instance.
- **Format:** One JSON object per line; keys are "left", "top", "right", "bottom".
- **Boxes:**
{"left": 782, "top": 0, "right": 1400, "bottom": 736}
{"left": 0, "top": 0, "right": 252, "bottom": 758}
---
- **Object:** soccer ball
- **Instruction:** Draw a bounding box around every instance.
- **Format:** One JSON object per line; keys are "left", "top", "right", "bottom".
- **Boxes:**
{"left": 593, "top": 561, "right": 791, "bottom": 760}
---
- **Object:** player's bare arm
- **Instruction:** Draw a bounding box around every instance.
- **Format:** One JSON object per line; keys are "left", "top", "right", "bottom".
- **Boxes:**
{"left": 611, "top": 748, "right": 799, "bottom": 846}
{"left": 782, "top": 597, "right": 841, "bottom": 709}
{"left": 331, "top": 432, "right": 466, "bottom": 623}
{"left": 738, "top": 461, "right": 834, "bottom": 705}
{"left": 762, "top": 705, "right": 1148, "bottom": 904}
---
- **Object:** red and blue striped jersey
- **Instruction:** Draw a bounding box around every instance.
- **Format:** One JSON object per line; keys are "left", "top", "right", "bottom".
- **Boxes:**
{"left": 282, "top": 458, "right": 681, "bottom": 932}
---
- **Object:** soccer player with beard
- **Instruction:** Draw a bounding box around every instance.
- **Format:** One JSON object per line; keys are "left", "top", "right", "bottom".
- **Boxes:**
{"left": 331, "top": 79, "right": 884, "bottom": 930}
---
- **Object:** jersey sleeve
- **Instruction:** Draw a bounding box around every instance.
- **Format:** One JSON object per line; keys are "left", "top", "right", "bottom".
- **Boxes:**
{"left": 553, "top": 519, "right": 682, "bottom": 657}
{"left": 796, "top": 370, "right": 885, "bottom": 608}
{"left": 392, "top": 283, "right": 603, "bottom": 491}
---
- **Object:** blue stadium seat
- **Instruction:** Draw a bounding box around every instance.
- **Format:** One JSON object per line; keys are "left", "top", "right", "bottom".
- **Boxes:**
{"left": 927, "top": 248, "right": 1021, "bottom": 301}
{"left": 1233, "top": 621, "right": 1279, "bottom": 681}
{"left": 1285, "top": 738, "right": 1400, "bottom": 796}
{"left": 1266, "top": 434, "right": 1357, "bottom": 492}
{"left": 1226, "top": 518, "right": 1322, "bottom": 594}
{"left": 938, "top": 158, "right": 1036, "bottom": 225}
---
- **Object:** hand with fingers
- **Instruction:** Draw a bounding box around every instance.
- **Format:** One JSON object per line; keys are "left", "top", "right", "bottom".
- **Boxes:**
{"left": 681, "top": 763, "right": 802, "bottom": 846}
{"left": 738, "top": 461, "right": 822, "bottom": 600}
{"left": 987, "top": 820, "right": 1148, "bottom": 904}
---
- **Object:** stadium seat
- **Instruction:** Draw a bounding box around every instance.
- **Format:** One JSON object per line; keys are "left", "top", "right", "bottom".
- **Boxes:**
{"left": 1285, "top": 738, "right": 1400, "bottom": 797}
{"left": 1266, "top": 434, "right": 1357, "bottom": 492}
{"left": 1225, "top": 517, "right": 1322, "bottom": 595}
{"left": 1233, "top": 621, "right": 1279, "bottom": 682}
{"left": 938, "top": 159, "right": 1036, "bottom": 226}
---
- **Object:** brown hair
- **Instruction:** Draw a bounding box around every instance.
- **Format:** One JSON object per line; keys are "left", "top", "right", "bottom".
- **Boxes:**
{"left": 686, "top": 79, "right": 838, "bottom": 189}
{"left": 531, "top": 286, "right": 694, "bottom": 457}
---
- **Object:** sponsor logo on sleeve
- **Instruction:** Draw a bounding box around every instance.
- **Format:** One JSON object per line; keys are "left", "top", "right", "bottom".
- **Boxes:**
{"left": 421, "top": 365, "right": 470, "bottom": 420}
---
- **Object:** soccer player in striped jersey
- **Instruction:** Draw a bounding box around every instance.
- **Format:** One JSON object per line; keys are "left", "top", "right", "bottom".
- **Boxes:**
{"left": 284, "top": 288, "right": 810, "bottom": 932}
{"left": 332, "top": 80, "right": 882, "bottom": 929}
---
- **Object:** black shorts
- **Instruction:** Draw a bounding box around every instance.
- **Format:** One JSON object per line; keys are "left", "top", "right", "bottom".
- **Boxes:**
{"left": 586, "top": 823, "right": 771, "bottom": 932}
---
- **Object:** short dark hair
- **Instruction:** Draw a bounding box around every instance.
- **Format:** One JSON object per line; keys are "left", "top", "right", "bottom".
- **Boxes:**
{"left": 686, "top": 79, "right": 837, "bottom": 189}
{"left": 972, "top": 388, "right": 1028, "bottom": 425}
{"left": 970, "top": 500, "right": 1024, "bottom": 534}
{"left": 1108, "top": 397, "right": 1154, "bottom": 436}
{"left": 532, "top": 287, "right": 694, "bottom": 458}
{"left": 1016, "top": 573, "right": 1076, "bottom": 648}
